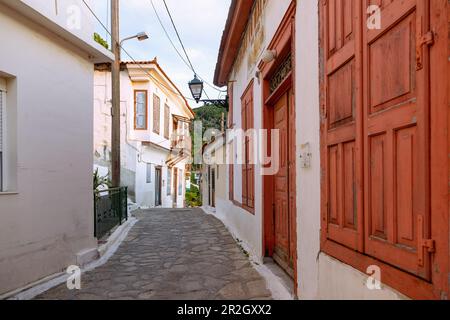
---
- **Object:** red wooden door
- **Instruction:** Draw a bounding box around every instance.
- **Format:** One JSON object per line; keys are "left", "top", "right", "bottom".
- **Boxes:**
{"left": 322, "top": 0, "right": 363, "bottom": 251}
{"left": 273, "top": 92, "right": 294, "bottom": 276}
{"left": 363, "top": 0, "right": 432, "bottom": 280}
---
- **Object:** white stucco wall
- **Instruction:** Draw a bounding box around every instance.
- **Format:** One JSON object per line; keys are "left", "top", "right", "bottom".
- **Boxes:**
{"left": 295, "top": 0, "right": 321, "bottom": 299}
{"left": 216, "top": 0, "right": 292, "bottom": 262}
{"left": 0, "top": 4, "right": 98, "bottom": 294}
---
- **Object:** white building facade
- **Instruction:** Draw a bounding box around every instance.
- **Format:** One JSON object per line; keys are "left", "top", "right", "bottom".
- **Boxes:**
{"left": 0, "top": 0, "right": 113, "bottom": 296}
{"left": 94, "top": 60, "right": 194, "bottom": 210}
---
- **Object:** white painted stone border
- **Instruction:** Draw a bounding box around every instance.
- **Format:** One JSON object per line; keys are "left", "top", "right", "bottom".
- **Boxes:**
{"left": 201, "top": 206, "right": 293, "bottom": 300}
{"left": 4, "top": 217, "right": 138, "bottom": 300}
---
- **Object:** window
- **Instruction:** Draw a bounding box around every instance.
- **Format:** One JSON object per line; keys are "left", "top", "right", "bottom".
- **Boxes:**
{"left": 164, "top": 104, "right": 170, "bottom": 139}
{"left": 241, "top": 81, "right": 255, "bottom": 212}
{"left": 153, "top": 94, "right": 161, "bottom": 134}
{"left": 134, "top": 90, "right": 148, "bottom": 130}
{"left": 146, "top": 163, "right": 152, "bottom": 184}
{"left": 0, "top": 89, "right": 3, "bottom": 191}
{"left": 167, "top": 168, "right": 172, "bottom": 195}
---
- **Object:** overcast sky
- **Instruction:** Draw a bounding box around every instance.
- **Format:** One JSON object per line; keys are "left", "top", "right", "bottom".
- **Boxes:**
{"left": 92, "top": 0, "right": 231, "bottom": 109}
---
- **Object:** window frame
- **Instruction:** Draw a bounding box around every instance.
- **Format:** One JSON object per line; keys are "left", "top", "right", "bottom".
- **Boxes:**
{"left": 134, "top": 90, "right": 148, "bottom": 130}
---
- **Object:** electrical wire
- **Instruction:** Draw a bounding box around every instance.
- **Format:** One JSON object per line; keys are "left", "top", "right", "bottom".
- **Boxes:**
{"left": 82, "top": 0, "right": 197, "bottom": 103}
{"left": 155, "top": 0, "right": 227, "bottom": 94}
{"left": 161, "top": 0, "right": 195, "bottom": 73}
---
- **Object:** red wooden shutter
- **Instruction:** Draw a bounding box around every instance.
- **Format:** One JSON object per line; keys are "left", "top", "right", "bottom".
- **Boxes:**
{"left": 321, "top": 0, "right": 363, "bottom": 251}
{"left": 362, "top": 0, "right": 432, "bottom": 280}
{"left": 246, "top": 89, "right": 255, "bottom": 208}
{"left": 241, "top": 82, "right": 255, "bottom": 210}
{"left": 321, "top": 0, "right": 435, "bottom": 280}
{"left": 153, "top": 94, "right": 161, "bottom": 134}
{"left": 241, "top": 98, "right": 248, "bottom": 206}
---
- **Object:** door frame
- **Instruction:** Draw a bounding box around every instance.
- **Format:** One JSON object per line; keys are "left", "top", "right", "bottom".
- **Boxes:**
{"left": 260, "top": 1, "right": 297, "bottom": 291}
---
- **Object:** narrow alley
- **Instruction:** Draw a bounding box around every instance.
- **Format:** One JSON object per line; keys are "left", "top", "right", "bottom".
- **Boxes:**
{"left": 35, "top": 209, "right": 272, "bottom": 300}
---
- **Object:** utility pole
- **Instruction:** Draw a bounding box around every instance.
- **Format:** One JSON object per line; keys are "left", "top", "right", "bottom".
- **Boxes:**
{"left": 111, "top": 0, "right": 121, "bottom": 187}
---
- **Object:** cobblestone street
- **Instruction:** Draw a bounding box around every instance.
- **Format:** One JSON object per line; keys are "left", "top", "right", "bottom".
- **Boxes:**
{"left": 36, "top": 208, "right": 272, "bottom": 300}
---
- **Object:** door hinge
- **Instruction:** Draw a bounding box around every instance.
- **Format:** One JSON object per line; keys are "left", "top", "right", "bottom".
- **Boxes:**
{"left": 416, "top": 31, "right": 434, "bottom": 70}
{"left": 422, "top": 239, "right": 436, "bottom": 253}
{"left": 417, "top": 215, "right": 435, "bottom": 267}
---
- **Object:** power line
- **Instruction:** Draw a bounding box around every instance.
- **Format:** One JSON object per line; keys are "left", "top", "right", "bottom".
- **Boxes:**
{"left": 156, "top": 0, "right": 226, "bottom": 94}
{"left": 148, "top": 0, "right": 193, "bottom": 72}
{"left": 81, "top": 0, "right": 196, "bottom": 103}
{"left": 148, "top": 0, "right": 214, "bottom": 100}
{"left": 161, "top": 0, "right": 195, "bottom": 73}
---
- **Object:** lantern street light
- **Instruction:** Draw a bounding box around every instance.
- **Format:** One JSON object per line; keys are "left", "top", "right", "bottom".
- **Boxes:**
{"left": 188, "top": 75, "right": 204, "bottom": 103}
{"left": 188, "top": 74, "right": 229, "bottom": 109}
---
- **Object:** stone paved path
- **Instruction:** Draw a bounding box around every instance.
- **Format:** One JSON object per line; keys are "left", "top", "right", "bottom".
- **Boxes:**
{"left": 36, "top": 208, "right": 272, "bottom": 300}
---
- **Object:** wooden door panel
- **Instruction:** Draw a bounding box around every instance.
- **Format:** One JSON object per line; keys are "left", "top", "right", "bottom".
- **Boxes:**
{"left": 363, "top": 0, "right": 431, "bottom": 280}
{"left": 323, "top": 0, "right": 362, "bottom": 251}
{"left": 274, "top": 93, "right": 290, "bottom": 264}
{"left": 368, "top": 13, "right": 416, "bottom": 113}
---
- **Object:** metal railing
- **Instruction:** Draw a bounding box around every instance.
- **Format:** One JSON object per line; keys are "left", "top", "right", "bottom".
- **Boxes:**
{"left": 94, "top": 187, "right": 128, "bottom": 239}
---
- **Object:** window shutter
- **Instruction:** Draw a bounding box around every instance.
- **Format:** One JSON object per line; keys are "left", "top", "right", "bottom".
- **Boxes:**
{"left": 247, "top": 90, "right": 254, "bottom": 208}
{"left": 241, "top": 82, "right": 254, "bottom": 210}
{"left": 164, "top": 104, "right": 170, "bottom": 139}
{"left": 320, "top": 0, "right": 433, "bottom": 279}
{"left": 153, "top": 94, "right": 161, "bottom": 134}
{"left": 241, "top": 100, "right": 248, "bottom": 206}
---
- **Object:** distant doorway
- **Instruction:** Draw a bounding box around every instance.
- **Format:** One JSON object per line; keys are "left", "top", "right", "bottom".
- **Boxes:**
{"left": 173, "top": 168, "right": 178, "bottom": 208}
{"left": 155, "top": 167, "right": 162, "bottom": 207}
{"left": 209, "top": 167, "right": 216, "bottom": 208}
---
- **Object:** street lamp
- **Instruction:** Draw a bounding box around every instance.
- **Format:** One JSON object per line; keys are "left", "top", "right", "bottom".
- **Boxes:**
{"left": 188, "top": 75, "right": 204, "bottom": 103}
{"left": 188, "top": 74, "right": 228, "bottom": 109}
{"left": 120, "top": 32, "right": 149, "bottom": 46}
